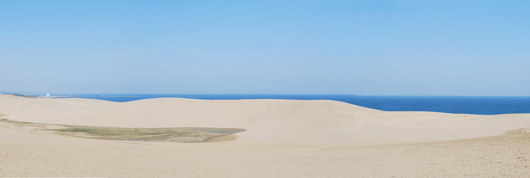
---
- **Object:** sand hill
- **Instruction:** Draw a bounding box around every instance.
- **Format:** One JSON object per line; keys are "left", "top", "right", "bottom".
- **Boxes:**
{"left": 1, "top": 94, "right": 529, "bottom": 145}
{"left": 1, "top": 94, "right": 530, "bottom": 177}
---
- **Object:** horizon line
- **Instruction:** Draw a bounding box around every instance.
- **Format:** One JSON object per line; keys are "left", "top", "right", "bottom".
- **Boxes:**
{"left": 2, "top": 92, "right": 530, "bottom": 97}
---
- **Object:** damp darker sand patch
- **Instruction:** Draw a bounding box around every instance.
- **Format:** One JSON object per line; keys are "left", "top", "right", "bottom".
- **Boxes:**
{"left": 0, "top": 119, "right": 245, "bottom": 143}
{"left": 504, "top": 127, "right": 530, "bottom": 135}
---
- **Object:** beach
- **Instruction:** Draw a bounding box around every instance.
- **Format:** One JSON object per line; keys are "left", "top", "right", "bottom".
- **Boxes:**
{"left": 1, "top": 94, "right": 529, "bottom": 177}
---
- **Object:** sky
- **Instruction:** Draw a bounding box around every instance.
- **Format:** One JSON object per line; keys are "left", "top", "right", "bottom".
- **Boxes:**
{"left": 1, "top": 0, "right": 529, "bottom": 96}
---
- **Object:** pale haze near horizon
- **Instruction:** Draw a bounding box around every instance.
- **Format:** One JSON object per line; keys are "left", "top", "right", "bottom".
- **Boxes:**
{"left": 0, "top": 0, "right": 529, "bottom": 96}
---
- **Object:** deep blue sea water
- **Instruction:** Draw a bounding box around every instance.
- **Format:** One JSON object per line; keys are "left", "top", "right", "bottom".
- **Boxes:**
{"left": 65, "top": 94, "right": 530, "bottom": 115}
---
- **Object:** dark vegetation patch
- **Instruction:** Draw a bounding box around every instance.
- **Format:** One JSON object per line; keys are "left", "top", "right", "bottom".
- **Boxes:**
{"left": 0, "top": 119, "right": 245, "bottom": 143}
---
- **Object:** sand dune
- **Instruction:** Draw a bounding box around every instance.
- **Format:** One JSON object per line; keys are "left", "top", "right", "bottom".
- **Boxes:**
{"left": 1, "top": 94, "right": 529, "bottom": 145}
{"left": 1, "top": 94, "right": 530, "bottom": 177}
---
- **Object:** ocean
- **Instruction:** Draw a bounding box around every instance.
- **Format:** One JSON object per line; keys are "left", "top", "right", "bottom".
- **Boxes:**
{"left": 64, "top": 94, "right": 530, "bottom": 115}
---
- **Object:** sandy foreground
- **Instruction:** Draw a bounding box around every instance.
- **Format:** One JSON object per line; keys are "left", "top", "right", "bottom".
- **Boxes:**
{"left": 1, "top": 94, "right": 529, "bottom": 177}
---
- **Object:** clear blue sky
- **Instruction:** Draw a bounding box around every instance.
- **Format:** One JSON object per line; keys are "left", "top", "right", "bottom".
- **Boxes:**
{"left": 1, "top": 0, "right": 529, "bottom": 95}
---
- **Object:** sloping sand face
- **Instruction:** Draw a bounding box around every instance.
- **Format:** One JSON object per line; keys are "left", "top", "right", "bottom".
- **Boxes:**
{"left": 1, "top": 94, "right": 530, "bottom": 177}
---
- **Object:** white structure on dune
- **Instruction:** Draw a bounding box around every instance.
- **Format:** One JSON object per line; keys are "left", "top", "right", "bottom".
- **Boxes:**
{"left": 46, "top": 93, "right": 50, "bottom": 98}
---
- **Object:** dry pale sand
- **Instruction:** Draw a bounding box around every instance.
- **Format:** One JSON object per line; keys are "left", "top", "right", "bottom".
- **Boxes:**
{"left": 1, "top": 94, "right": 530, "bottom": 177}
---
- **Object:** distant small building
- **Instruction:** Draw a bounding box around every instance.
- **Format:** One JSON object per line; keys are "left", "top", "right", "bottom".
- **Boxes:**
{"left": 46, "top": 93, "right": 50, "bottom": 97}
